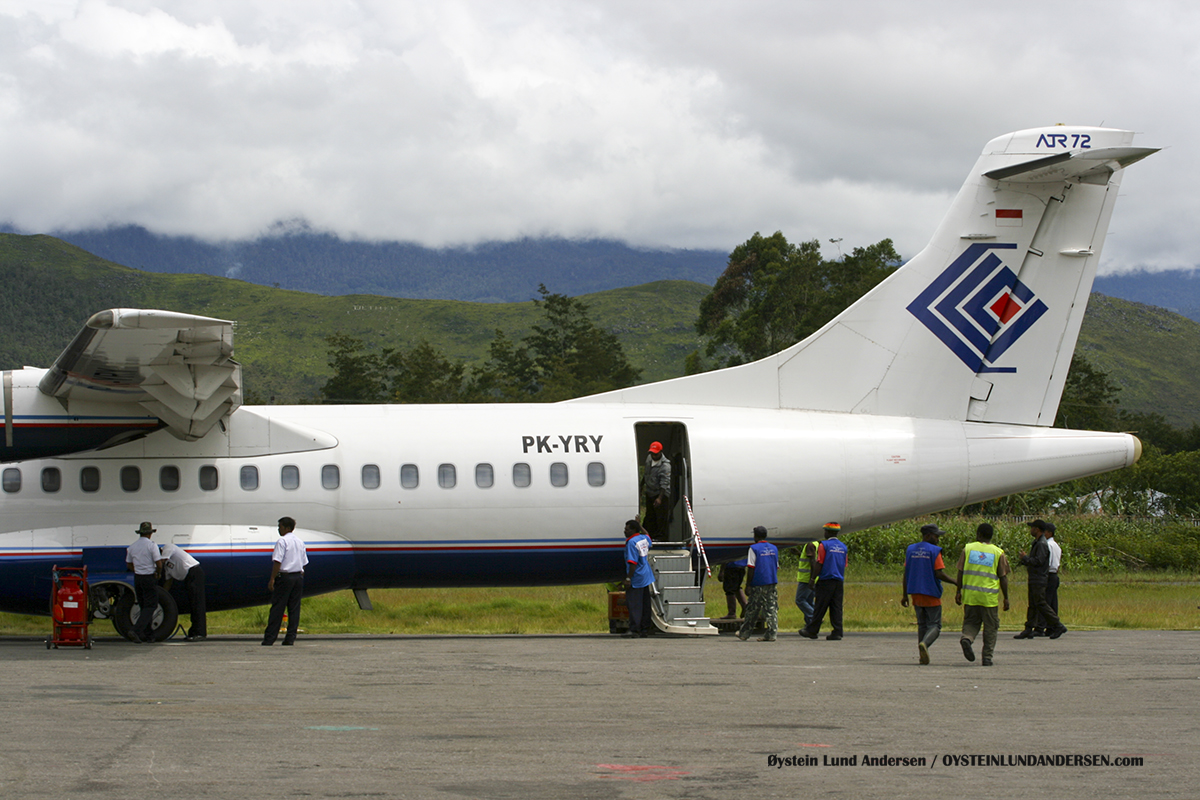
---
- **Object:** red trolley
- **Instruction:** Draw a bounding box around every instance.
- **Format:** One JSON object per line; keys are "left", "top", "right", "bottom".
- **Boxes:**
{"left": 47, "top": 565, "right": 91, "bottom": 649}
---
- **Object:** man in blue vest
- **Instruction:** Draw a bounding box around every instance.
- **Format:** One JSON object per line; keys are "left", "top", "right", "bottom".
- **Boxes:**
{"left": 736, "top": 526, "right": 779, "bottom": 641}
{"left": 900, "top": 524, "right": 959, "bottom": 665}
{"left": 799, "top": 522, "right": 847, "bottom": 640}
{"left": 623, "top": 519, "right": 655, "bottom": 638}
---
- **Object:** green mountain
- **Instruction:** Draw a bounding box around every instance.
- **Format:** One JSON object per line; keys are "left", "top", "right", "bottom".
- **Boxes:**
{"left": 0, "top": 233, "right": 1194, "bottom": 427}
{"left": 0, "top": 234, "right": 708, "bottom": 401}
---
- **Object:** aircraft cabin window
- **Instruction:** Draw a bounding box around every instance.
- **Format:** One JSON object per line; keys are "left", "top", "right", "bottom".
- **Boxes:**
{"left": 362, "top": 464, "right": 380, "bottom": 490}
{"left": 120, "top": 466, "right": 141, "bottom": 493}
{"left": 80, "top": 466, "right": 100, "bottom": 493}
{"left": 240, "top": 465, "right": 259, "bottom": 491}
{"left": 475, "top": 463, "right": 493, "bottom": 488}
{"left": 587, "top": 462, "right": 606, "bottom": 487}
{"left": 2, "top": 468, "right": 20, "bottom": 493}
{"left": 400, "top": 464, "right": 419, "bottom": 489}
{"left": 550, "top": 462, "right": 568, "bottom": 487}
{"left": 512, "top": 463, "right": 531, "bottom": 488}
{"left": 438, "top": 463, "right": 456, "bottom": 489}
{"left": 199, "top": 466, "right": 219, "bottom": 491}
{"left": 41, "top": 468, "right": 61, "bottom": 493}
{"left": 160, "top": 466, "right": 180, "bottom": 492}
{"left": 322, "top": 464, "right": 340, "bottom": 490}
{"left": 281, "top": 465, "right": 300, "bottom": 490}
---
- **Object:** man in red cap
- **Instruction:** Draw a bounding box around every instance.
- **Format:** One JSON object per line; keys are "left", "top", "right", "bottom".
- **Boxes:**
{"left": 642, "top": 441, "right": 671, "bottom": 539}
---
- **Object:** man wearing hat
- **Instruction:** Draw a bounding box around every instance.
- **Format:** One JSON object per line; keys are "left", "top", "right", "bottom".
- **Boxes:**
{"left": 799, "top": 522, "right": 848, "bottom": 640}
{"left": 125, "top": 522, "right": 165, "bottom": 643}
{"left": 1015, "top": 520, "right": 1067, "bottom": 639}
{"left": 900, "top": 523, "right": 959, "bottom": 665}
{"left": 642, "top": 441, "right": 671, "bottom": 540}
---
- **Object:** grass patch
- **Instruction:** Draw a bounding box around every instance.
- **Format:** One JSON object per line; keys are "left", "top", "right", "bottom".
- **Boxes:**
{"left": 4, "top": 576, "right": 1196, "bottom": 636}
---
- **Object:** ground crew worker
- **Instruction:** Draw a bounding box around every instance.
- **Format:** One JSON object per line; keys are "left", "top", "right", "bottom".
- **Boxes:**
{"left": 955, "top": 522, "right": 1010, "bottom": 666}
{"left": 737, "top": 526, "right": 779, "bottom": 641}
{"left": 793, "top": 534, "right": 820, "bottom": 629}
{"left": 900, "top": 524, "right": 959, "bottom": 665}
{"left": 125, "top": 521, "right": 164, "bottom": 643}
{"left": 800, "top": 522, "right": 847, "bottom": 640}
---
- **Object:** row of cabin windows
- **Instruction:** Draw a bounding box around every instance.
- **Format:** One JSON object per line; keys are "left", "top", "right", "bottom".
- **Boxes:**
{"left": 1, "top": 462, "right": 607, "bottom": 494}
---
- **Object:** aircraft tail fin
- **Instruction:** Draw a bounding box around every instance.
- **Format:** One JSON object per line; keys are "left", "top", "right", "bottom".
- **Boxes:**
{"left": 578, "top": 126, "right": 1157, "bottom": 426}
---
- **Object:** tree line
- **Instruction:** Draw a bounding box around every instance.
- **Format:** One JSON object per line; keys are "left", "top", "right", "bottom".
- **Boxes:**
{"left": 320, "top": 285, "right": 641, "bottom": 404}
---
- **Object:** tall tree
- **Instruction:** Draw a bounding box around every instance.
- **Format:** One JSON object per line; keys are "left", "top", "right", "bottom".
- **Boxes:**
{"left": 695, "top": 233, "right": 899, "bottom": 368}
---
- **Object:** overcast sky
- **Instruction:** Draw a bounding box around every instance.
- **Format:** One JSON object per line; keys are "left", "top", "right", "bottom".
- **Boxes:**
{"left": 0, "top": 0, "right": 1193, "bottom": 271}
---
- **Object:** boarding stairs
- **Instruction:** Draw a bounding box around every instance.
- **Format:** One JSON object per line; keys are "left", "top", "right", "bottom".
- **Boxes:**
{"left": 647, "top": 496, "right": 718, "bottom": 636}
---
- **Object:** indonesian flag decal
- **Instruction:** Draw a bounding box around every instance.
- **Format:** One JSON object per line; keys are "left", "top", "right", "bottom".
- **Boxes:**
{"left": 996, "top": 209, "right": 1023, "bottom": 227}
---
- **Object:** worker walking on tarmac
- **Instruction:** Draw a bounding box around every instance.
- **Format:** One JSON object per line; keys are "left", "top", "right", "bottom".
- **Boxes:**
{"left": 900, "top": 524, "right": 959, "bottom": 665}
{"left": 737, "top": 526, "right": 779, "bottom": 642}
{"left": 955, "top": 522, "right": 1010, "bottom": 667}
{"left": 793, "top": 532, "right": 823, "bottom": 629}
{"left": 799, "top": 522, "right": 847, "bottom": 640}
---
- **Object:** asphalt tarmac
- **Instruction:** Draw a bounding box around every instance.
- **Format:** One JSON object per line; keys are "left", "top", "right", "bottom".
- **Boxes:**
{"left": 0, "top": 629, "right": 1196, "bottom": 799}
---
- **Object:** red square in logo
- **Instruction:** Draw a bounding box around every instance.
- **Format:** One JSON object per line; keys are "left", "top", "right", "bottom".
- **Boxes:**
{"left": 990, "top": 293, "right": 1021, "bottom": 324}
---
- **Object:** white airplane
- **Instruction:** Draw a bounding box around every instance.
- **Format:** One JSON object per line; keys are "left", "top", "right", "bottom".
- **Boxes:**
{"left": 0, "top": 125, "right": 1156, "bottom": 640}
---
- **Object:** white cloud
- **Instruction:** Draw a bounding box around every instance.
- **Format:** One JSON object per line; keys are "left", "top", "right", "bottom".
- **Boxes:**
{"left": 0, "top": 0, "right": 1193, "bottom": 270}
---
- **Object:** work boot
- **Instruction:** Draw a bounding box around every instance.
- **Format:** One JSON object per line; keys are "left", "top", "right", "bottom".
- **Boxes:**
{"left": 960, "top": 638, "right": 975, "bottom": 662}
{"left": 1013, "top": 630, "right": 1034, "bottom": 639}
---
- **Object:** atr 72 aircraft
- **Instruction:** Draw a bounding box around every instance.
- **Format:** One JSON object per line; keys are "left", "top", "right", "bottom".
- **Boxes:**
{"left": 0, "top": 125, "right": 1156, "bottom": 639}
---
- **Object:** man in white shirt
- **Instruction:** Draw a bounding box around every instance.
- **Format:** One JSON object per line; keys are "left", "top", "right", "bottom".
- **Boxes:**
{"left": 160, "top": 541, "right": 207, "bottom": 641}
{"left": 125, "top": 522, "right": 164, "bottom": 643}
{"left": 262, "top": 516, "right": 308, "bottom": 646}
{"left": 1036, "top": 523, "right": 1064, "bottom": 636}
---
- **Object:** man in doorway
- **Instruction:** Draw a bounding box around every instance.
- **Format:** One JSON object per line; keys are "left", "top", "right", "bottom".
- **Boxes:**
{"left": 900, "top": 524, "right": 958, "bottom": 665}
{"left": 262, "top": 516, "right": 308, "bottom": 646}
{"left": 642, "top": 441, "right": 671, "bottom": 539}
{"left": 125, "top": 521, "right": 164, "bottom": 643}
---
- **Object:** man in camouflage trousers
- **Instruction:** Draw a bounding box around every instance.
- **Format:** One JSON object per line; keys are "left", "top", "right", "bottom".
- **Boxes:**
{"left": 737, "top": 526, "right": 779, "bottom": 642}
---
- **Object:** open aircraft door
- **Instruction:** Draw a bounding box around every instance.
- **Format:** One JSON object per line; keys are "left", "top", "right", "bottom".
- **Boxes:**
{"left": 634, "top": 422, "right": 691, "bottom": 543}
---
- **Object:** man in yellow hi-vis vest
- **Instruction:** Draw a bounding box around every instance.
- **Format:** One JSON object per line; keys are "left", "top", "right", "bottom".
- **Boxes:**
{"left": 955, "top": 523, "right": 1010, "bottom": 667}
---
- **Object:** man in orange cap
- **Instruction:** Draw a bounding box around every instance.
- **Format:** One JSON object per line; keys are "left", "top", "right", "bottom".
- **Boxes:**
{"left": 642, "top": 441, "right": 671, "bottom": 539}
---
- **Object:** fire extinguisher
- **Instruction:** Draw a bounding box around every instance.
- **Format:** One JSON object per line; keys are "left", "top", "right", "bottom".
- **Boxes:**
{"left": 53, "top": 574, "right": 86, "bottom": 625}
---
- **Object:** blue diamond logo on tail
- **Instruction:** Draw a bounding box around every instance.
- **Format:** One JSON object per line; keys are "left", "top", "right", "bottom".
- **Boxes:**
{"left": 907, "top": 243, "right": 1048, "bottom": 374}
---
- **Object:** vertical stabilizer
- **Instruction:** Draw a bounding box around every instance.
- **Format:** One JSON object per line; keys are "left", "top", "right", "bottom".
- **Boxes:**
{"left": 579, "top": 126, "right": 1156, "bottom": 426}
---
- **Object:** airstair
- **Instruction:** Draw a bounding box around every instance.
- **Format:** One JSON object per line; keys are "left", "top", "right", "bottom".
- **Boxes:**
{"left": 647, "top": 497, "right": 718, "bottom": 636}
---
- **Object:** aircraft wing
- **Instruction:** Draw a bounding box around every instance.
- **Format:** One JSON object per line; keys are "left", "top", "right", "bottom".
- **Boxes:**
{"left": 37, "top": 309, "right": 241, "bottom": 441}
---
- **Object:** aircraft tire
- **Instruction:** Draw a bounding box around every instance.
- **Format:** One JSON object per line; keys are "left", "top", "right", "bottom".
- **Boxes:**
{"left": 113, "top": 586, "right": 179, "bottom": 642}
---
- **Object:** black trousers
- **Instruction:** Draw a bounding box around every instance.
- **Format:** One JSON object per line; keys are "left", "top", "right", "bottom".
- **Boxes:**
{"left": 263, "top": 572, "right": 304, "bottom": 645}
{"left": 1024, "top": 581, "right": 1061, "bottom": 633}
{"left": 183, "top": 564, "right": 207, "bottom": 638}
{"left": 1035, "top": 572, "right": 1060, "bottom": 631}
{"left": 132, "top": 573, "right": 159, "bottom": 642}
{"left": 804, "top": 579, "right": 844, "bottom": 637}
{"left": 626, "top": 584, "right": 653, "bottom": 636}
